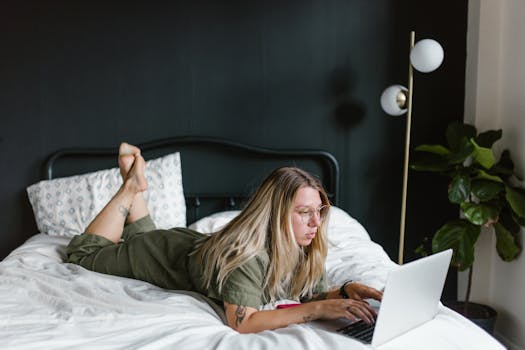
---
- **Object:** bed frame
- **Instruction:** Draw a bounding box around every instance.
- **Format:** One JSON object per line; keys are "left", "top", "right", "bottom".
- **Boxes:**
{"left": 44, "top": 136, "right": 340, "bottom": 224}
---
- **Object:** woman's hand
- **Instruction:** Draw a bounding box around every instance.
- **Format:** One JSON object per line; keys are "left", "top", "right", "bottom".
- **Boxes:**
{"left": 344, "top": 282, "right": 383, "bottom": 302}
{"left": 303, "top": 281, "right": 382, "bottom": 324}
{"left": 311, "top": 281, "right": 382, "bottom": 324}
{"left": 315, "top": 298, "right": 377, "bottom": 324}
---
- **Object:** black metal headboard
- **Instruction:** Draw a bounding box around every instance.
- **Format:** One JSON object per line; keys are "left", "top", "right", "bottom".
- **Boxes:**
{"left": 45, "top": 136, "right": 339, "bottom": 224}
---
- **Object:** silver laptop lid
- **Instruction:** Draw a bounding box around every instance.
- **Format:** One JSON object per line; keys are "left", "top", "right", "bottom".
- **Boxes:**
{"left": 372, "top": 249, "right": 452, "bottom": 346}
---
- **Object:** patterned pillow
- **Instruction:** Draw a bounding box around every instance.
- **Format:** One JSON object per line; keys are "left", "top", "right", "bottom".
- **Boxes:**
{"left": 26, "top": 152, "right": 186, "bottom": 237}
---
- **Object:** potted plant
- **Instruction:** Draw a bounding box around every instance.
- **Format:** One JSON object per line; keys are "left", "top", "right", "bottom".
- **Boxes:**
{"left": 410, "top": 121, "right": 524, "bottom": 333}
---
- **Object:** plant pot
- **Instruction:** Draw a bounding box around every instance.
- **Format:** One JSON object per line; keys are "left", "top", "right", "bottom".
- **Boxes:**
{"left": 445, "top": 301, "right": 497, "bottom": 334}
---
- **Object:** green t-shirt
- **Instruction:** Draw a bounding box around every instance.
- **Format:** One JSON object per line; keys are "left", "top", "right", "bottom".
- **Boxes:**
{"left": 66, "top": 215, "right": 327, "bottom": 309}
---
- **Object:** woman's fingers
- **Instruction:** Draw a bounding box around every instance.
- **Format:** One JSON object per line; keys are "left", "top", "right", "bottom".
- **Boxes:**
{"left": 343, "top": 307, "right": 359, "bottom": 322}
{"left": 318, "top": 298, "right": 378, "bottom": 324}
{"left": 364, "top": 286, "right": 383, "bottom": 301}
{"left": 345, "top": 301, "right": 376, "bottom": 324}
{"left": 347, "top": 282, "right": 383, "bottom": 301}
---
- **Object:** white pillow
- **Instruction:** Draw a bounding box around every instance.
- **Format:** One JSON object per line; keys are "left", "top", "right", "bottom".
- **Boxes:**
{"left": 188, "top": 206, "right": 371, "bottom": 242}
{"left": 327, "top": 206, "right": 371, "bottom": 242}
{"left": 27, "top": 152, "right": 186, "bottom": 237}
{"left": 188, "top": 210, "right": 240, "bottom": 233}
{"left": 324, "top": 207, "right": 396, "bottom": 290}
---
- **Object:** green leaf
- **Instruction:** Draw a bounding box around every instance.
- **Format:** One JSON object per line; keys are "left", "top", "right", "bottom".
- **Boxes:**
{"left": 410, "top": 151, "right": 450, "bottom": 172}
{"left": 494, "top": 222, "right": 521, "bottom": 261}
{"left": 414, "top": 144, "right": 451, "bottom": 155}
{"left": 449, "top": 174, "right": 471, "bottom": 203}
{"left": 499, "top": 209, "right": 521, "bottom": 234}
{"left": 512, "top": 211, "right": 525, "bottom": 226}
{"left": 496, "top": 150, "right": 515, "bottom": 173}
{"left": 446, "top": 138, "right": 475, "bottom": 165}
{"left": 471, "top": 139, "right": 496, "bottom": 169}
{"left": 473, "top": 169, "right": 504, "bottom": 183}
{"left": 491, "top": 150, "right": 522, "bottom": 181}
{"left": 505, "top": 185, "right": 525, "bottom": 218}
{"left": 471, "top": 180, "right": 503, "bottom": 201}
{"left": 498, "top": 150, "right": 514, "bottom": 169}
{"left": 446, "top": 122, "right": 477, "bottom": 151}
{"left": 432, "top": 219, "right": 480, "bottom": 271}
{"left": 460, "top": 202, "right": 500, "bottom": 226}
{"left": 475, "top": 129, "right": 502, "bottom": 148}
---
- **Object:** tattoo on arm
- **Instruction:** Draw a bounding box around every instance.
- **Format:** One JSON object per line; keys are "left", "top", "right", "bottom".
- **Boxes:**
{"left": 118, "top": 205, "right": 130, "bottom": 218}
{"left": 235, "top": 305, "right": 247, "bottom": 327}
{"left": 303, "top": 313, "right": 316, "bottom": 323}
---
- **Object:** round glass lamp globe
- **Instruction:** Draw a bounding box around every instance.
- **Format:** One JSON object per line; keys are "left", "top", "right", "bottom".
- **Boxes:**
{"left": 410, "top": 39, "right": 444, "bottom": 73}
{"left": 380, "top": 85, "right": 407, "bottom": 116}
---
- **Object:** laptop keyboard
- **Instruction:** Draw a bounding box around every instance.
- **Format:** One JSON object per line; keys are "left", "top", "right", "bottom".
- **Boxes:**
{"left": 337, "top": 320, "right": 375, "bottom": 344}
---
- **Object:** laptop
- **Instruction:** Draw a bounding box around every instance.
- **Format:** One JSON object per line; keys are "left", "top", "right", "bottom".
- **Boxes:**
{"left": 318, "top": 249, "right": 452, "bottom": 347}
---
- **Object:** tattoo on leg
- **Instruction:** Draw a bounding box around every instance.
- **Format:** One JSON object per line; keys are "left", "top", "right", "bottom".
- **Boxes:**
{"left": 118, "top": 205, "right": 130, "bottom": 218}
{"left": 235, "top": 305, "right": 247, "bottom": 327}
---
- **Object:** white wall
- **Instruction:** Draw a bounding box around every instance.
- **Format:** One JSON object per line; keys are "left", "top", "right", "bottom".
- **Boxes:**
{"left": 463, "top": 1, "right": 525, "bottom": 349}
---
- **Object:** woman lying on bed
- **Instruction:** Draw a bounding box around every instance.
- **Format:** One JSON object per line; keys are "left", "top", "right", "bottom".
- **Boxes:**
{"left": 66, "top": 143, "right": 382, "bottom": 334}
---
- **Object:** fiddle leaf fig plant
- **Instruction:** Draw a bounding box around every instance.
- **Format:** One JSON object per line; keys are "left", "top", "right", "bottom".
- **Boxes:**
{"left": 411, "top": 122, "right": 523, "bottom": 303}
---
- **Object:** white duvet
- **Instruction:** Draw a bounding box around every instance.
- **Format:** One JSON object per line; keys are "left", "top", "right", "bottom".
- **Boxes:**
{"left": 0, "top": 208, "right": 505, "bottom": 350}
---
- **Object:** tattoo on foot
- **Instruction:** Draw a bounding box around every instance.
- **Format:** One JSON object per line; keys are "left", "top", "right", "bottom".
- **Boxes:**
{"left": 235, "top": 305, "right": 247, "bottom": 327}
{"left": 118, "top": 205, "right": 130, "bottom": 218}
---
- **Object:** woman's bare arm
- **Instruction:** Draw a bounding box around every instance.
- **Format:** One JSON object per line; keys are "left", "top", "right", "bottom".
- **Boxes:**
{"left": 224, "top": 297, "right": 377, "bottom": 334}
{"left": 223, "top": 282, "right": 383, "bottom": 333}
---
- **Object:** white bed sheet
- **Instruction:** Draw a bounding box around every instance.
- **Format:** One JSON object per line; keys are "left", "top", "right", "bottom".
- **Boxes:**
{"left": 0, "top": 231, "right": 505, "bottom": 350}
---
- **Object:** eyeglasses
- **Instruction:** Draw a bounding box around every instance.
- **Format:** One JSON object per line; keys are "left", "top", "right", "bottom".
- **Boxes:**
{"left": 294, "top": 205, "right": 329, "bottom": 224}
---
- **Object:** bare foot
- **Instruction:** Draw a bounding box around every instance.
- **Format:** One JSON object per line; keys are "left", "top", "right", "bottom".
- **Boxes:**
{"left": 125, "top": 155, "right": 148, "bottom": 193}
{"left": 118, "top": 142, "right": 141, "bottom": 180}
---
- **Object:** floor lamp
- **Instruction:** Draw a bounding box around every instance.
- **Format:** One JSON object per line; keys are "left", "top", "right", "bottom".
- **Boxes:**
{"left": 380, "top": 31, "right": 444, "bottom": 264}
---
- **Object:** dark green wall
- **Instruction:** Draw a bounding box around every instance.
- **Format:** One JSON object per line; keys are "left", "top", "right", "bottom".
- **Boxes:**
{"left": 1, "top": 1, "right": 467, "bottom": 300}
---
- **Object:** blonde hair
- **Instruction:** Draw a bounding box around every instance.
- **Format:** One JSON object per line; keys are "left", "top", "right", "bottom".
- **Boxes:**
{"left": 194, "top": 167, "right": 330, "bottom": 302}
